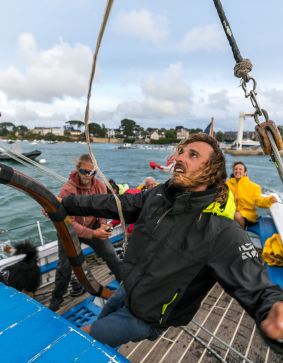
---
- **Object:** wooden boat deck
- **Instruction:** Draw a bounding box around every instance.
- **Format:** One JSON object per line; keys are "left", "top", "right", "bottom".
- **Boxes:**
{"left": 35, "top": 255, "right": 282, "bottom": 363}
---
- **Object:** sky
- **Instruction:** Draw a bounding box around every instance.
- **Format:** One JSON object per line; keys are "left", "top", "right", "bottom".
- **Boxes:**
{"left": 0, "top": 0, "right": 283, "bottom": 132}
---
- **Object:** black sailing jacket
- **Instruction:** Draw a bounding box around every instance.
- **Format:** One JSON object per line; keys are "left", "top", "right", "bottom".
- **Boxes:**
{"left": 62, "top": 182, "right": 283, "bottom": 328}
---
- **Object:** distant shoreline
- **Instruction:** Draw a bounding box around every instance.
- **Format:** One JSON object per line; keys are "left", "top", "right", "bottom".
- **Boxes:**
{"left": 0, "top": 136, "right": 124, "bottom": 144}
{"left": 0, "top": 136, "right": 177, "bottom": 145}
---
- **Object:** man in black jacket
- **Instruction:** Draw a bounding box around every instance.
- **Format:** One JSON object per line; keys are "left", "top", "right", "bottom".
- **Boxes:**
{"left": 61, "top": 133, "right": 283, "bottom": 348}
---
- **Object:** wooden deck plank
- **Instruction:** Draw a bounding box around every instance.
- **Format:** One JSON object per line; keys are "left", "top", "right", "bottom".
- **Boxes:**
{"left": 179, "top": 339, "right": 211, "bottom": 363}
{"left": 158, "top": 329, "right": 194, "bottom": 363}
{"left": 246, "top": 330, "right": 269, "bottom": 363}
{"left": 141, "top": 338, "right": 173, "bottom": 363}
{"left": 225, "top": 312, "right": 254, "bottom": 361}
{"left": 120, "top": 339, "right": 157, "bottom": 362}
{"left": 118, "top": 341, "right": 144, "bottom": 359}
{"left": 268, "top": 349, "right": 283, "bottom": 363}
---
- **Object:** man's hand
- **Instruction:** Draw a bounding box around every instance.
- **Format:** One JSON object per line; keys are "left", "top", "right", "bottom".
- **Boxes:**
{"left": 42, "top": 197, "right": 63, "bottom": 217}
{"left": 261, "top": 302, "right": 283, "bottom": 340}
{"left": 92, "top": 224, "right": 112, "bottom": 240}
{"left": 81, "top": 324, "right": 91, "bottom": 334}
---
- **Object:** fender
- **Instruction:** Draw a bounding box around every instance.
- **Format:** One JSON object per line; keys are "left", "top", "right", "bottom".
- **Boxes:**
{"left": 0, "top": 163, "right": 113, "bottom": 299}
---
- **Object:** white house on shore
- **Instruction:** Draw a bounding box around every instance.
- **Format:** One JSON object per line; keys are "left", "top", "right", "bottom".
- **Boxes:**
{"left": 150, "top": 130, "right": 165, "bottom": 141}
{"left": 107, "top": 129, "right": 116, "bottom": 138}
{"left": 69, "top": 130, "right": 81, "bottom": 136}
{"left": 32, "top": 127, "right": 64, "bottom": 136}
{"left": 176, "top": 127, "right": 190, "bottom": 140}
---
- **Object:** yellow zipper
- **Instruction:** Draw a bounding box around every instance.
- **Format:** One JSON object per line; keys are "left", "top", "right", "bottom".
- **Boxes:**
{"left": 159, "top": 291, "right": 179, "bottom": 324}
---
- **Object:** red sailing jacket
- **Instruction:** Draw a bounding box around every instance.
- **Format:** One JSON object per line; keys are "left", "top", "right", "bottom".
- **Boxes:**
{"left": 58, "top": 171, "right": 106, "bottom": 239}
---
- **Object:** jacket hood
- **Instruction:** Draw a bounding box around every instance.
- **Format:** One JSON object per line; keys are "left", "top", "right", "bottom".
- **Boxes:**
{"left": 162, "top": 180, "right": 217, "bottom": 214}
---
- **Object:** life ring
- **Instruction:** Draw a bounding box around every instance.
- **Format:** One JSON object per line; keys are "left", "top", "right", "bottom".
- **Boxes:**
{"left": 0, "top": 163, "right": 113, "bottom": 299}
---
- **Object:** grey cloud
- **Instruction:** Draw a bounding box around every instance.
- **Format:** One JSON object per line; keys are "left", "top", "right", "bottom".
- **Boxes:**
{"left": 207, "top": 89, "right": 231, "bottom": 111}
{"left": 0, "top": 33, "right": 93, "bottom": 103}
{"left": 114, "top": 62, "right": 193, "bottom": 120}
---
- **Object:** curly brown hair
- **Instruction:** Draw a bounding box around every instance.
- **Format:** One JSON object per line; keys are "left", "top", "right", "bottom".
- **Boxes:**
{"left": 172, "top": 133, "right": 228, "bottom": 204}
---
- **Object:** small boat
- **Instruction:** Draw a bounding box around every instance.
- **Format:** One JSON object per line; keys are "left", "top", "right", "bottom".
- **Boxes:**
{"left": 117, "top": 143, "right": 136, "bottom": 149}
{"left": 230, "top": 138, "right": 260, "bottom": 150}
{"left": 0, "top": 149, "right": 42, "bottom": 161}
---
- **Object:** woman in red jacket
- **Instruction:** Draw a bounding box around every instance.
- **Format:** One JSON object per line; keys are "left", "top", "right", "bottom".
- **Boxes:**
{"left": 49, "top": 154, "right": 121, "bottom": 311}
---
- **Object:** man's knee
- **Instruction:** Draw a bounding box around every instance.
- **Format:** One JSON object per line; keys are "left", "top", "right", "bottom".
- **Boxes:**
{"left": 88, "top": 307, "right": 157, "bottom": 347}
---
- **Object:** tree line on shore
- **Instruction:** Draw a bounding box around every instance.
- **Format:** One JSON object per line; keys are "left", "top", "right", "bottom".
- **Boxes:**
{"left": 0, "top": 118, "right": 260, "bottom": 144}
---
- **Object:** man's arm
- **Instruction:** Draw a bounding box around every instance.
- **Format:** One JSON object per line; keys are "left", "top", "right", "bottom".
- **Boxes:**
{"left": 252, "top": 183, "right": 277, "bottom": 208}
{"left": 208, "top": 224, "right": 283, "bottom": 340}
{"left": 62, "top": 192, "right": 146, "bottom": 224}
{"left": 57, "top": 181, "right": 104, "bottom": 239}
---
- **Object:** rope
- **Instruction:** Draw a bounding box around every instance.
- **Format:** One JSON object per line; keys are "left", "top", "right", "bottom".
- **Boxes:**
{"left": 234, "top": 59, "right": 253, "bottom": 80}
{"left": 83, "top": 0, "right": 128, "bottom": 249}
{"left": 0, "top": 145, "right": 67, "bottom": 183}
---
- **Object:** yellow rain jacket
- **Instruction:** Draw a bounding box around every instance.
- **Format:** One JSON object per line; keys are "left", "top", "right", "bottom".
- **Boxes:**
{"left": 226, "top": 176, "right": 274, "bottom": 223}
{"left": 262, "top": 233, "right": 283, "bottom": 266}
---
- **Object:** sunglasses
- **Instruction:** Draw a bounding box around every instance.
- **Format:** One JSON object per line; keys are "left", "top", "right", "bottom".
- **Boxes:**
{"left": 79, "top": 168, "right": 96, "bottom": 176}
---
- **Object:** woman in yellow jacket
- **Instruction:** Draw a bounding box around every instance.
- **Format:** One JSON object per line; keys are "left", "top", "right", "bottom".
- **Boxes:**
{"left": 226, "top": 161, "right": 277, "bottom": 228}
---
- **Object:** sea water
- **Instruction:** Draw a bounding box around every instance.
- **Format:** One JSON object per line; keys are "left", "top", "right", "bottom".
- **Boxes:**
{"left": 0, "top": 140, "right": 282, "bottom": 247}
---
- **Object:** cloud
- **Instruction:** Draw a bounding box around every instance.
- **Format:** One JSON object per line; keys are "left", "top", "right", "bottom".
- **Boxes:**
{"left": 262, "top": 88, "right": 283, "bottom": 107}
{"left": 179, "top": 24, "right": 226, "bottom": 53}
{"left": 13, "top": 105, "right": 40, "bottom": 122}
{"left": 0, "top": 33, "right": 93, "bottom": 102}
{"left": 115, "top": 62, "right": 193, "bottom": 119}
{"left": 256, "top": 88, "right": 283, "bottom": 123}
{"left": 143, "top": 63, "right": 192, "bottom": 101}
{"left": 207, "top": 89, "right": 231, "bottom": 111}
{"left": 113, "top": 9, "right": 169, "bottom": 43}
